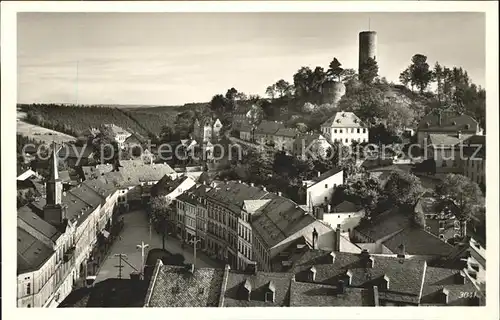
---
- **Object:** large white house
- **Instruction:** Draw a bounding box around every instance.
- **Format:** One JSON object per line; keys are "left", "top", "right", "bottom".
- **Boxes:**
{"left": 320, "top": 112, "right": 369, "bottom": 145}
{"left": 303, "top": 168, "right": 344, "bottom": 209}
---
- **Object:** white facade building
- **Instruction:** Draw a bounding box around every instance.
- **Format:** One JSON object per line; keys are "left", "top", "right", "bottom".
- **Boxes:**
{"left": 304, "top": 169, "right": 344, "bottom": 209}
{"left": 320, "top": 112, "right": 369, "bottom": 145}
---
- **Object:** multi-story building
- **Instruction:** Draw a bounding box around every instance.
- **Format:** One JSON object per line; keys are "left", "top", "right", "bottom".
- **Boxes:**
{"left": 17, "top": 146, "right": 120, "bottom": 308}
{"left": 253, "top": 121, "right": 285, "bottom": 146}
{"left": 101, "top": 124, "right": 132, "bottom": 149}
{"left": 320, "top": 112, "right": 369, "bottom": 145}
{"left": 455, "top": 135, "right": 485, "bottom": 188}
{"left": 416, "top": 109, "right": 483, "bottom": 147}
{"left": 303, "top": 168, "right": 344, "bottom": 209}
{"left": 273, "top": 128, "right": 298, "bottom": 153}
{"left": 193, "top": 117, "right": 223, "bottom": 143}
{"left": 174, "top": 181, "right": 341, "bottom": 272}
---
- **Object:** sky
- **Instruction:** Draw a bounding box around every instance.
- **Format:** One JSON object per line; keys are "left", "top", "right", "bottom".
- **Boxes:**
{"left": 17, "top": 12, "right": 485, "bottom": 106}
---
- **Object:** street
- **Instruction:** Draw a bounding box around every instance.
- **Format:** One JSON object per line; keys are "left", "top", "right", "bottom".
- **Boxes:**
{"left": 94, "top": 209, "right": 223, "bottom": 282}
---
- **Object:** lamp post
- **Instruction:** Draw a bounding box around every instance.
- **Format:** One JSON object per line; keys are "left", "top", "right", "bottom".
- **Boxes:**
{"left": 136, "top": 241, "right": 149, "bottom": 279}
{"left": 189, "top": 236, "right": 202, "bottom": 270}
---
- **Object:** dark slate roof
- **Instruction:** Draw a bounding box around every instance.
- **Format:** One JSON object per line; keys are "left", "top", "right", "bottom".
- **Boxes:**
{"left": 321, "top": 112, "right": 365, "bottom": 128}
{"left": 17, "top": 227, "right": 54, "bottom": 274}
{"left": 290, "top": 281, "right": 375, "bottom": 306}
{"left": 17, "top": 206, "right": 62, "bottom": 242}
{"left": 205, "top": 181, "right": 269, "bottom": 214}
{"left": 274, "top": 128, "right": 299, "bottom": 138}
{"left": 417, "top": 110, "right": 480, "bottom": 132}
{"left": 59, "top": 279, "right": 148, "bottom": 307}
{"left": 420, "top": 267, "right": 484, "bottom": 306}
{"left": 252, "top": 196, "right": 317, "bottom": 249}
{"left": 145, "top": 265, "right": 225, "bottom": 307}
{"left": 151, "top": 175, "right": 188, "bottom": 197}
{"left": 354, "top": 208, "right": 411, "bottom": 242}
{"left": 291, "top": 250, "right": 427, "bottom": 304}
{"left": 307, "top": 167, "right": 343, "bottom": 187}
{"left": 222, "top": 271, "right": 293, "bottom": 307}
{"left": 332, "top": 201, "right": 362, "bottom": 213}
{"left": 382, "top": 227, "right": 455, "bottom": 257}
{"left": 255, "top": 120, "right": 285, "bottom": 135}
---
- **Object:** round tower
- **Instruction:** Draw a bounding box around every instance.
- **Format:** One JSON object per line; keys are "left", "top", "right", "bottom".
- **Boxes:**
{"left": 358, "top": 31, "right": 377, "bottom": 73}
{"left": 321, "top": 81, "right": 346, "bottom": 106}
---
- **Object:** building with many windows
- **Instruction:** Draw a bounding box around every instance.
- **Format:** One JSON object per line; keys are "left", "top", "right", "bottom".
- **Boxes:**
{"left": 174, "top": 181, "right": 343, "bottom": 272}
{"left": 320, "top": 112, "right": 369, "bottom": 146}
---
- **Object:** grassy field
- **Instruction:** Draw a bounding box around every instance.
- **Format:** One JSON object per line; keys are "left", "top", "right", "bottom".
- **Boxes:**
{"left": 17, "top": 110, "right": 76, "bottom": 144}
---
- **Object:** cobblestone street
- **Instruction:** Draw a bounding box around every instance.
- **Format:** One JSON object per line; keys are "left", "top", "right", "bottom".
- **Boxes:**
{"left": 94, "top": 209, "right": 223, "bottom": 283}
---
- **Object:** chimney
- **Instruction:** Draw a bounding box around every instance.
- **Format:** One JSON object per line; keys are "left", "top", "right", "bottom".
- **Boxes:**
{"left": 381, "top": 275, "right": 390, "bottom": 291}
{"left": 317, "top": 171, "right": 321, "bottom": 178}
{"left": 328, "top": 251, "right": 336, "bottom": 264}
{"left": 360, "top": 249, "right": 370, "bottom": 259}
{"left": 312, "top": 228, "right": 318, "bottom": 249}
{"left": 373, "top": 286, "right": 380, "bottom": 306}
{"left": 345, "top": 270, "right": 353, "bottom": 285}
{"left": 334, "top": 228, "right": 341, "bottom": 252}
{"left": 309, "top": 266, "right": 317, "bottom": 282}
{"left": 455, "top": 271, "right": 466, "bottom": 284}
{"left": 327, "top": 204, "right": 332, "bottom": 213}
{"left": 187, "top": 263, "right": 195, "bottom": 275}
{"left": 250, "top": 182, "right": 255, "bottom": 187}
{"left": 397, "top": 244, "right": 406, "bottom": 259}
{"left": 262, "top": 186, "right": 267, "bottom": 192}
{"left": 278, "top": 191, "right": 282, "bottom": 197}
{"left": 337, "top": 280, "right": 345, "bottom": 294}
{"left": 457, "top": 130, "right": 462, "bottom": 139}
{"left": 366, "top": 256, "right": 374, "bottom": 268}
{"left": 441, "top": 288, "right": 449, "bottom": 304}
{"left": 438, "top": 111, "right": 442, "bottom": 126}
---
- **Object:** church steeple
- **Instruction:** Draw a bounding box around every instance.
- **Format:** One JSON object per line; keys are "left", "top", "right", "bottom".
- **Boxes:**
{"left": 46, "top": 142, "right": 62, "bottom": 206}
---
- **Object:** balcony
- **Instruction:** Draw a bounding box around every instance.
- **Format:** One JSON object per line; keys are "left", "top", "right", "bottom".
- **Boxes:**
{"left": 63, "top": 246, "right": 76, "bottom": 263}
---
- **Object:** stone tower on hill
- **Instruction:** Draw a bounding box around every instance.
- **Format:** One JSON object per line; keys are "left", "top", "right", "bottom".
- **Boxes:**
{"left": 358, "top": 31, "right": 377, "bottom": 73}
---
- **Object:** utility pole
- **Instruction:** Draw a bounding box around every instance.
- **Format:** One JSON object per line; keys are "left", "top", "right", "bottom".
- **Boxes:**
{"left": 191, "top": 236, "right": 202, "bottom": 270}
{"left": 137, "top": 241, "right": 149, "bottom": 279}
{"left": 114, "top": 253, "right": 127, "bottom": 279}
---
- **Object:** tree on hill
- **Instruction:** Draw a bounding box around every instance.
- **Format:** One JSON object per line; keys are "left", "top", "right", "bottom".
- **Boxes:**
{"left": 383, "top": 171, "right": 424, "bottom": 209}
{"left": 209, "top": 94, "right": 228, "bottom": 114}
{"left": 358, "top": 57, "right": 379, "bottom": 85}
{"left": 310, "top": 67, "right": 327, "bottom": 96}
{"left": 327, "top": 58, "right": 344, "bottom": 82}
{"left": 435, "top": 174, "right": 484, "bottom": 236}
{"left": 293, "top": 66, "right": 314, "bottom": 97}
{"left": 432, "top": 62, "right": 445, "bottom": 103}
{"left": 265, "top": 84, "right": 277, "bottom": 100}
{"left": 275, "top": 79, "right": 293, "bottom": 98}
{"left": 407, "top": 54, "right": 433, "bottom": 93}
{"left": 399, "top": 68, "right": 412, "bottom": 91}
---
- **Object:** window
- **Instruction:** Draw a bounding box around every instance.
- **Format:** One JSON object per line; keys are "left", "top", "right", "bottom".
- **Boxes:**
{"left": 27, "top": 304, "right": 31, "bottom": 308}
{"left": 363, "top": 128, "right": 366, "bottom": 133}
{"left": 339, "top": 129, "right": 343, "bottom": 133}
{"left": 345, "top": 139, "right": 348, "bottom": 143}
{"left": 265, "top": 292, "right": 274, "bottom": 302}
{"left": 357, "top": 128, "right": 360, "bottom": 133}
{"left": 325, "top": 184, "right": 328, "bottom": 189}
{"left": 26, "top": 283, "right": 31, "bottom": 295}
{"left": 334, "top": 129, "right": 337, "bottom": 133}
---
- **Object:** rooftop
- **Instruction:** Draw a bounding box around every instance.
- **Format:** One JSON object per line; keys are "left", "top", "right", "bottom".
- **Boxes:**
{"left": 59, "top": 278, "right": 148, "bottom": 307}
{"left": 417, "top": 110, "right": 480, "bottom": 133}
{"left": 291, "top": 250, "right": 427, "bottom": 304}
{"left": 321, "top": 112, "right": 365, "bottom": 128}
{"left": 255, "top": 120, "right": 285, "bottom": 135}
{"left": 17, "top": 227, "right": 54, "bottom": 274}
{"left": 290, "top": 281, "right": 376, "bottom": 306}
{"left": 144, "top": 263, "right": 225, "bottom": 307}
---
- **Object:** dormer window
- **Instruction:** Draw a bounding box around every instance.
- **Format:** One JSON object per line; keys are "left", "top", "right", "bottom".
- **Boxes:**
{"left": 380, "top": 275, "right": 390, "bottom": 291}
{"left": 440, "top": 288, "right": 449, "bottom": 304}
{"left": 265, "top": 281, "right": 276, "bottom": 303}
{"left": 309, "top": 266, "right": 317, "bottom": 282}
